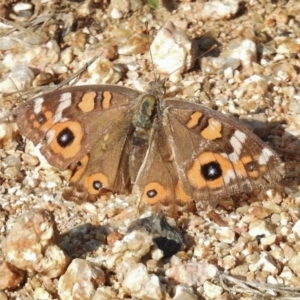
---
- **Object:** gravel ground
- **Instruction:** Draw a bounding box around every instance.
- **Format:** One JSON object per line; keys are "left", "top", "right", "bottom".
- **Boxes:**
{"left": 1, "top": 0, "right": 300, "bottom": 299}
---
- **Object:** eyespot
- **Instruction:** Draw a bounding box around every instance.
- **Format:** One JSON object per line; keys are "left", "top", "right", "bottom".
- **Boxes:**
{"left": 36, "top": 113, "right": 47, "bottom": 125}
{"left": 48, "top": 121, "right": 83, "bottom": 158}
{"left": 57, "top": 127, "right": 75, "bottom": 148}
{"left": 142, "top": 182, "right": 170, "bottom": 204}
{"left": 201, "top": 161, "right": 222, "bottom": 180}
{"left": 93, "top": 181, "right": 102, "bottom": 190}
{"left": 188, "top": 152, "right": 233, "bottom": 189}
{"left": 84, "top": 173, "right": 109, "bottom": 194}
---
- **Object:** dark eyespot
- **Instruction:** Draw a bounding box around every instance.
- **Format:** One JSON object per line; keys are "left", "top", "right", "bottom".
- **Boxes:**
{"left": 93, "top": 181, "right": 102, "bottom": 190}
{"left": 245, "top": 161, "right": 257, "bottom": 172}
{"left": 57, "top": 128, "right": 75, "bottom": 148}
{"left": 147, "top": 189, "right": 157, "bottom": 198}
{"left": 201, "top": 161, "right": 222, "bottom": 180}
{"left": 37, "top": 113, "right": 46, "bottom": 124}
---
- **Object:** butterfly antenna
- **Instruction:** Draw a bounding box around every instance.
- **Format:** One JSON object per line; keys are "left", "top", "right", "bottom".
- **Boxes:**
{"left": 54, "top": 53, "right": 102, "bottom": 90}
{"left": 146, "top": 21, "right": 159, "bottom": 82}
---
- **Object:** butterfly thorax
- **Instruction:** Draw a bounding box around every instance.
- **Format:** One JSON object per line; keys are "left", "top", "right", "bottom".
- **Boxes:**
{"left": 132, "top": 94, "right": 157, "bottom": 131}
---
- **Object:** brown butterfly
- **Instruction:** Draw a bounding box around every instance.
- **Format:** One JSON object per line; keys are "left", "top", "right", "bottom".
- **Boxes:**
{"left": 15, "top": 81, "right": 284, "bottom": 216}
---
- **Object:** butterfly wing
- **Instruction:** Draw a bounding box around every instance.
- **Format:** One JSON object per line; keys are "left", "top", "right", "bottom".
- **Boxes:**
{"left": 132, "top": 111, "right": 195, "bottom": 215}
{"left": 163, "top": 100, "right": 284, "bottom": 209}
{"left": 132, "top": 98, "right": 284, "bottom": 214}
{"left": 16, "top": 85, "right": 142, "bottom": 200}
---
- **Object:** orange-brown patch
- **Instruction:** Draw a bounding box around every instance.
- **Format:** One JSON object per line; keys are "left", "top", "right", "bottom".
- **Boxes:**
{"left": 260, "top": 166, "right": 266, "bottom": 173}
{"left": 49, "top": 121, "right": 83, "bottom": 158}
{"left": 175, "top": 181, "right": 191, "bottom": 202}
{"left": 33, "top": 121, "right": 40, "bottom": 128}
{"left": 201, "top": 118, "right": 222, "bottom": 140}
{"left": 233, "top": 159, "right": 247, "bottom": 178}
{"left": 186, "top": 111, "right": 203, "bottom": 129}
{"left": 40, "top": 111, "right": 54, "bottom": 131}
{"left": 142, "top": 182, "right": 170, "bottom": 204}
{"left": 241, "top": 156, "right": 260, "bottom": 178}
{"left": 187, "top": 152, "right": 233, "bottom": 189}
{"left": 84, "top": 173, "right": 109, "bottom": 194}
{"left": 102, "top": 91, "right": 112, "bottom": 109}
{"left": 78, "top": 91, "right": 96, "bottom": 112}
{"left": 70, "top": 155, "right": 89, "bottom": 183}
{"left": 30, "top": 106, "right": 54, "bottom": 130}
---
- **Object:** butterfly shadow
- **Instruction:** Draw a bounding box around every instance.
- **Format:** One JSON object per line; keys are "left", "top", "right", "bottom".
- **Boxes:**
{"left": 58, "top": 223, "right": 108, "bottom": 258}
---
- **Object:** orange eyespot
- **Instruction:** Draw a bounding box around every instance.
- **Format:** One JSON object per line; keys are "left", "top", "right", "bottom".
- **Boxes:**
{"left": 84, "top": 173, "right": 109, "bottom": 194}
{"left": 142, "top": 182, "right": 170, "bottom": 204}
{"left": 48, "top": 121, "right": 83, "bottom": 159}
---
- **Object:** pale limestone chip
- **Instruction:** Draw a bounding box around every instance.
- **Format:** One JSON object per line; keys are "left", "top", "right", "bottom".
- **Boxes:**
{"left": 200, "top": 0, "right": 239, "bottom": 21}
{"left": 215, "top": 227, "right": 235, "bottom": 243}
{"left": 248, "top": 219, "right": 275, "bottom": 238}
{"left": 150, "top": 21, "right": 197, "bottom": 82}
{"left": 0, "top": 65, "right": 34, "bottom": 93}
{"left": 166, "top": 262, "right": 218, "bottom": 286}
{"left": 249, "top": 252, "right": 279, "bottom": 275}
{"left": 58, "top": 259, "right": 105, "bottom": 300}
{"left": 120, "top": 260, "right": 163, "bottom": 300}
{"left": 203, "top": 281, "right": 223, "bottom": 298}
{"left": 173, "top": 285, "right": 197, "bottom": 300}
{"left": 227, "top": 39, "right": 257, "bottom": 73}
{"left": 104, "top": 230, "right": 152, "bottom": 270}
{"left": 3, "top": 210, "right": 69, "bottom": 278}
{"left": 92, "top": 287, "right": 117, "bottom": 300}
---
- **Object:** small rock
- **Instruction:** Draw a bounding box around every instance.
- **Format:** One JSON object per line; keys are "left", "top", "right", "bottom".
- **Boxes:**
{"left": 227, "top": 39, "right": 257, "bottom": 73}
{"left": 32, "top": 72, "right": 53, "bottom": 87}
{"left": 104, "top": 230, "right": 152, "bottom": 270}
{"left": 230, "top": 263, "right": 248, "bottom": 276}
{"left": 110, "top": 8, "right": 123, "bottom": 19}
{"left": 173, "top": 285, "right": 197, "bottom": 300}
{"left": 127, "top": 212, "right": 185, "bottom": 257}
{"left": 166, "top": 262, "right": 218, "bottom": 286}
{"left": 33, "top": 287, "right": 52, "bottom": 300}
{"left": 249, "top": 252, "right": 279, "bottom": 275}
{"left": 200, "top": 0, "right": 239, "bottom": 21}
{"left": 58, "top": 259, "right": 105, "bottom": 300}
{"left": 218, "top": 255, "right": 236, "bottom": 270}
{"left": 272, "top": 63, "right": 297, "bottom": 82}
{"left": 21, "top": 153, "right": 40, "bottom": 166}
{"left": 235, "top": 74, "right": 269, "bottom": 99}
{"left": 13, "top": 2, "right": 33, "bottom": 15}
{"left": 248, "top": 219, "right": 275, "bottom": 238}
{"left": 121, "top": 261, "right": 163, "bottom": 300}
{"left": 0, "top": 291, "right": 8, "bottom": 300}
{"left": 63, "top": 31, "right": 88, "bottom": 51}
{"left": 292, "top": 220, "right": 300, "bottom": 239}
{"left": 0, "top": 65, "right": 34, "bottom": 93}
{"left": 92, "top": 287, "right": 117, "bottom": 300}
{"left": 3, "top": 210, "right": 69, "bottom": 278}
{"left": 3, "top": 40, "right": 60, "bottom": 71}
{"left": 260, "top": 235, "right": 278, "bottom": 246}
{"left": 0, "top": 261, "right": 25, "bottom": 290}
{"left": 150, "top": 21, "right": 197, "bottom": 82}
{"left": 288, "top": 253, "right": 300, "bottom": 277}
{"left": 203, "top": 281, "right": 223, "bottom": 298}
{"left": 215, "top": 227, "right": 235, "bottom": 243}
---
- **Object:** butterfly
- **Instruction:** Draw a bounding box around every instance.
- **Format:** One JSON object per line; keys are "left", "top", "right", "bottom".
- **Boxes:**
{"left": 15, "top": 80, "right": 285, "bottom": 216}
